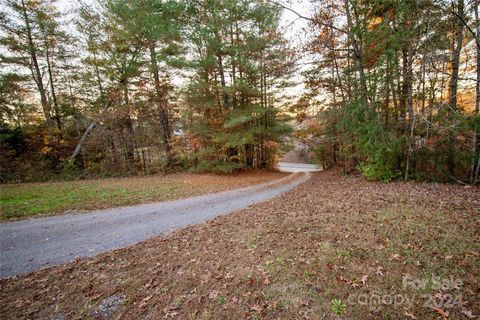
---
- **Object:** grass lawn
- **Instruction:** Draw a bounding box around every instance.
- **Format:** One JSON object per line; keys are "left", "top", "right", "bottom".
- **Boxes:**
{"left": 0, "top": 171, "right": 287, "bottom": 221}
{"left": 0, "top": 169, "right": 478, "bottom": 319}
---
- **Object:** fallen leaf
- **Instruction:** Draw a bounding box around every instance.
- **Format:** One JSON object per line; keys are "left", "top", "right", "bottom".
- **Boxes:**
{"left": 376, "top": 266, "right": 385, "bottom": 277}
{"left": 164, "top": 311, "right": 179, "bottom": 318}
{"left": 143, "top": 279, "right": 154, "bottom": 289}
{"left": 314, "top": 285, "right": 323, "bottom": 293}
{"left": 432, "top": 307, "right": 449, "bottom": 318}
{"left": 251, "top": 304, "right": 262, "bottom": 312}
{"left": 360, "top": 275, "right": 368, "bottom": 285}
{"left": 338, "top": 276, "right": 352, "bottom": 285}
{"left": 208, "top": 290, "right": 219, "bottom": 300}
{"left": 404, "top": 311, "right": 418, "bottom": 320}
{"left": 461, "top": 309, "right": 476, "bottom": 319}
{"left": 138, "top": 295, "right": 153, "bottom": 309}
{"left": 389, "top": 253, "right": 401, "bottom": 261}
{"left": 13, "top": 299, "right": 24, "bottom": 308}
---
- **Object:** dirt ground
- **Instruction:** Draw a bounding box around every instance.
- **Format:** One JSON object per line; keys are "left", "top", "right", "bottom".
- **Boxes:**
{"left": 1, "top": 169, "right": 479, "bottom": 319}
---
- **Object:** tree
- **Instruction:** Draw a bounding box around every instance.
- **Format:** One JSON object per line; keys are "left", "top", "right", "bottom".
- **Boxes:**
{"left": 473, "top": 0, "right": 480, "bottom": 183}
{"left": 106, "top": 0, "right": 185, "bottom": 167}
{"left": 182, "top": 0, "right": 293, "bottom": 172}
{"left": 0, "top": 0, "right": 63, "bottom": 127}
{"left": 0, "top": 73, "right": 35, "bottom": 127}
{"left": 304, "top": 0, "right": 477, "bottom": 182}
{"left": 447, "top": 0, "right": 465, "bottom": 176}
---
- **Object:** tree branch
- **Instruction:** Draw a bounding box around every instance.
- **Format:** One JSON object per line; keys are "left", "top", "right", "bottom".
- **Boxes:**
{"left": 433, "top": 1, "right": 480, "bottom": 50}
{"left": 266, "top": 0, "right": 347, "bottom": 34}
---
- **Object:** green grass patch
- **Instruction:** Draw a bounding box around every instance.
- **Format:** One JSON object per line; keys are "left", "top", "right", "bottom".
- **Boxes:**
{"left": 0, "top": 171, "right": 286, "bottom": 221}
{"left": 0, "top": 181, "right": 181, "bottom": 220}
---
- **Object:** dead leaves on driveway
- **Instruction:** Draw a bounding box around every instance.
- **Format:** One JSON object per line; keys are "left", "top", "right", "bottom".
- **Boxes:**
{"left": 1, "top": 169, "right": 479, "bottom": 319}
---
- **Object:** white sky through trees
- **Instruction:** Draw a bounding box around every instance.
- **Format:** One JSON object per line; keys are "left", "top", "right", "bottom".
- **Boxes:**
{"left": 53, "top": 0, "right": 313, "bottom": 96}
{"left": 0, "top": 0, "right": 313, "bottom": 103}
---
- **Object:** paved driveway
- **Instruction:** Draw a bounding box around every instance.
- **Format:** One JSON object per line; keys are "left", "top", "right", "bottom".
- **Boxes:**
{"left": 278, "top": 162, "right": 322, "bottom": 172}
{"left": 0, "top": 172, "right": 310, "bottom": 278}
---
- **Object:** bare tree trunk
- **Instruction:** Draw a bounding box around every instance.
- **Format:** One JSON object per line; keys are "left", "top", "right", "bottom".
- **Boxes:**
{"left": 149, "top": 44, "right": 172, "bottom": 167}
{"left": 92, "top": 50, "right": 104, "bottom": 97}
{"left": 390, "top": 55, "right": 399, "bottom": 124}
{"left": 384, "top": 59, "right": 391, "bottom": 126}
{"left": 344, "top": 0, "right": 368, "bottom": 107}
{"left": 420, "top": 54, "right": 427, "bottom": 114}
{"left": 472, "top": 1, "right": 480, "bottom": 183}
{"left": 447, "top": 0, "right": 465, "bottom": 177}
{"left": 230, "top": 25, "right": 238, "bottom": 109}
{"left": 331, "top": 60, "right": 337, "bottom": 106}
{"left": 217, "top": 53, "right": 228, "bottom": 108}
{"left": 20, "top": 0, "right": 53, "bottom": 126}
{"left": 405, "top": 117, "right": 416, "bottom": 181}
{"left": 399, "top": 48, "right": 410, "bottom": 133}
{"left": 45, "top": 41, "right": 61, "bottom": 130}
{"left": 70, "top": 100, "right": 111, "bottom": 162}
{"left": 122, "top": 83, "right": 135, "bottom": 172}
{"left": 405, "top": 45, "right": 415, "bottom": 180}
{"left": 475, "top": 152, "right": 480, "bottom": 183}
{"left": 334, "top": 58, "right": 346, "bottom": 102}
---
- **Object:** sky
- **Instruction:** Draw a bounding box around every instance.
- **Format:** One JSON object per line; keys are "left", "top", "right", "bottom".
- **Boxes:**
{"left": 278, "top": 0, "right": 314, "bottom": 45}
{"left": 277, "top": 0, "right": 315, "bottom": 98}
{"left": 3, "top": 0, "right": 314, "bottom": 100}
{"left": 60, "top": 0, "right": 311, "bottom": 96}
{"left": 55, "top": 0, "right": 314, "bottom": 41}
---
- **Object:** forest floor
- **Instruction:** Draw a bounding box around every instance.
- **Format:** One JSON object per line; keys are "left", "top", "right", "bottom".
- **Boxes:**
{"left": 0, "top": 171, "right": 286, "bottom": 221}
{"left": 1, "top": 169, "right": 479, "bottom": 319}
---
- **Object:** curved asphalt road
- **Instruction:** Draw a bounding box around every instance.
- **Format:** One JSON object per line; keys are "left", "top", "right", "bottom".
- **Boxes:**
{"left": 0, "top": 171, "right": 310, "bottom": 279}
{"left": 278, "top": 162, "right": 322, "bottom": 172}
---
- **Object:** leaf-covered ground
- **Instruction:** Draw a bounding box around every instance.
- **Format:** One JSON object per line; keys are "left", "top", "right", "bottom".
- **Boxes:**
{"left": 1, "top": 169, "right": 479, "bottom": 319}
{"left": 0, "top": 171, "right": 286, "bottom": 221}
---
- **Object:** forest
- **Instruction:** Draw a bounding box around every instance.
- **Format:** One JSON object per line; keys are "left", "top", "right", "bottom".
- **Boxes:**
{"left": 1, "top": 0, "right": 479, "bottom": 184}
{"left": 1, "top": 2, "right": 479, "bottom": 319}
